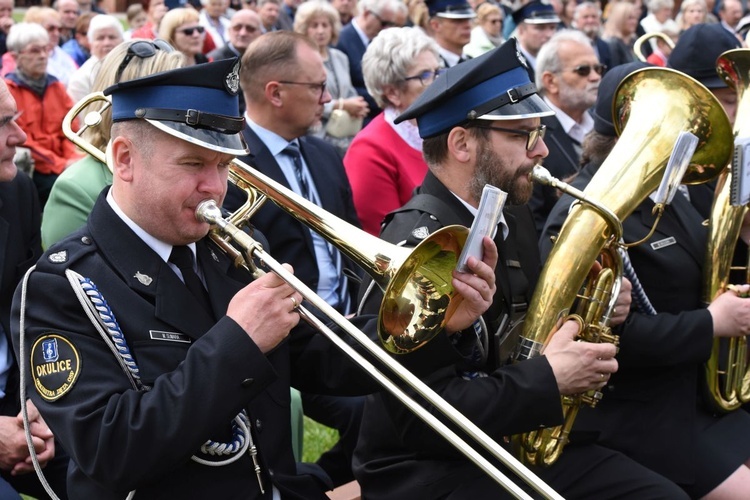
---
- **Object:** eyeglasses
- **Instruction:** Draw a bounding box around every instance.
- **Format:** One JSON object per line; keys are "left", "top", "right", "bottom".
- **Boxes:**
{"left": 568, "top": 63, "right": 606, "bottom": 77}
{"left": 0, "top": 111, "right": 22, "bottom": 128}
{"left": 371, "top": 10, "right": 397, "bottom": 28}
{"left": 179, "top": 25, "right": 206, "bottom": 36}
{"left": 403, "top": 68, "right": 445, "bottom": 86}
{"left": 231, "top": 23, "right": 259, "bottom": 32}
{"left": 44, "top": 25, "right": 62, "bottom": 32}
{"left": 115, "top": 39, "right": 174, "bottom": 84}
{"left": 474, "top": 124, "right": 547, "bottom": 151}
{"left": 277, "top": 80, "right": 328, "bottom": 100}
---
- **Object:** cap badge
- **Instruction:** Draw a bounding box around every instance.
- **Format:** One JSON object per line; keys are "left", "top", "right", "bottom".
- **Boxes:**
{"left": 134, "top": 272, "right": 153, "bottom": 286}
{"left": 412, "top": 226, "right": 430, "bottom": 240}
{"left": 49, "top": 251, "right": 67, "bottom": 264}
{"left": 225, "top": 59, "right": 241, "bottom": 95}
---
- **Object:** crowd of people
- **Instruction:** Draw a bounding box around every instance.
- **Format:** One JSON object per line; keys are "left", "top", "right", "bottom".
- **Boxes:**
{"left": 0, "top": 0, "right": 748, "bottom": 498}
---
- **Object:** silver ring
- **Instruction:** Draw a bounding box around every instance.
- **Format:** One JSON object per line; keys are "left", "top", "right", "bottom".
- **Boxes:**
{"left": 290, "top": 296, "right": 298, "bottom": 309}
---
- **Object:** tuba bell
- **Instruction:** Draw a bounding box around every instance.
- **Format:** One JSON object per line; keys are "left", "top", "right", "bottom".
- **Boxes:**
{"left": 514, "top": 67, "right": 733, "bottom": 467}
{"left": 702, "top": 48, "right": 750, "bottom": 412}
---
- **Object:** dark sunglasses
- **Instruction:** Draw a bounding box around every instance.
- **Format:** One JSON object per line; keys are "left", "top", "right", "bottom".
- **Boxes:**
{"left": 180, "top": 25, "right": 206, "bottom": 36}
{"left": 115, "top": 39, "right": 174, "bottom": 84}
{"left": 569, "top": 63, "right": 607, "bottom": 77}
{"left": 473, "top": 124, "right": 547, "bottom": 151}
{"left": 371, "top": 10, "right": 397, "bottom": 28}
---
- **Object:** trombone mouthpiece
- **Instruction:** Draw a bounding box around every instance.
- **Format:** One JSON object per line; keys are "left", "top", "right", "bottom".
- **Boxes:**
{"left": 195, "top": 200, "right": 223, "bottom": 225}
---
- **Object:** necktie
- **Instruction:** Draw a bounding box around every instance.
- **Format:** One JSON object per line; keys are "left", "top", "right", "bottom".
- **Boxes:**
{"left": 283, "top": 142, "right": 311, "bottom": 200}
{"left": 169, "top": 246, "right": 213, "bottom": 316}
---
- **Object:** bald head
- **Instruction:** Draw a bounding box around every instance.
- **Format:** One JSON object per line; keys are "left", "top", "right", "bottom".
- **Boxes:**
{"left": 229, "top": 9, "right": 261, "bottom": 51}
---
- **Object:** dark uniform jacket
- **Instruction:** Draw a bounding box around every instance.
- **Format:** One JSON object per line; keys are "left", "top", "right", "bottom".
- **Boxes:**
{"left": 352, "top": 172, "right": 563, "bottom": 499}
{"left": 540, "top": 162, "right": 743, "bottom": 486}
{"left": 11, "top": 190, "right": 376, "bottom": 499}
{"left": 0, "top": 172, "right": 41, "bottom": 417}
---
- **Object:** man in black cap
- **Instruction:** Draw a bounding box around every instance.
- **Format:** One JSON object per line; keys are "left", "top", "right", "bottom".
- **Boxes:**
{"left": 513, "top": 0, "right": 560, "bottom": 79}
{"left": 541, "top": 60, "right": 750, "bottom": 500}
{"left": 352, "top": 39, "right": 684, "bottom": 499}
{"left": 7, "top": 58, "right": 363, "bottom": 499}
{"left": 425, "top": 0, "right": 475, "bottom": 67}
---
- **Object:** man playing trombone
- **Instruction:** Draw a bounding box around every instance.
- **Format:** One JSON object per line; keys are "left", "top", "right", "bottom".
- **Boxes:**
{"left": 352, "top": 39, "right": 687, "bottom": 499}
{"left": 9, "top": 57, "right": 499, "bottom": 499}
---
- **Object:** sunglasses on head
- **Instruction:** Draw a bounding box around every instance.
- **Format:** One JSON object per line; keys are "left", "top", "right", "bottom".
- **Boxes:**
{"left": 180, "top": 26, "right": 206, "bottom": 35}
{"left": 115, "top": 39, "right": 174, "bottom": 84}
{"left": 570, "top": 63, "right": 607, "bottom": 77}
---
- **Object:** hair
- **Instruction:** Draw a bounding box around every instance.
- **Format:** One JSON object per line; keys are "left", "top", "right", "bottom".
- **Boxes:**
{"left": 646, "top": 0, "right": 673, "bottom": 13}
{"left": 573, "top": 1, "right": 602, "bottom": 21}
{"left": 240, "top": 30, "right": 318, "bottom": 101}
{"left": 580, "top": 130, "right": 617, "bottom": 169}
{"left": 362, "top": 26, "right": 440, "bottom": 108}
{"left": 84, "top": 40, "right": 183, "bottom": 150}
{"left": 422, "top": 126, "right": 489, "bottom": 169}
{"left": 7, "top": 22, "right": 49, "bottom": 52}
{"left": 126, "top": 3, "right": 145, "bottom": 23}
{"left": 602, "top": 1, "right": 637, "bottom": 39}
{"left": 111, "top": 120, "right": 155, "bottom": 160}
{"left": 405, "top": 0, "right": 430, "bottom": 31}
{"left": 676, "top": 0, "right": 707, "bottom": 29}
{"left": 535, "top": 29, "right": 593, "bottom": 90}
{"left": 293, "top": 0, "right": 342, "bottom": 46}
{"left": 158, "top": 7, "right": 200, "bottom": 46}
{"left": 75, "top": 11, "right": 96, "bottom": 37}
{"left": 358, "top": 0, "right": 403, "bottom": 18}
{"left": 24, "top": 6, "right": 61, "bottom": 24}
{"left": 476, "top": 2, "right": 502, "bottom": 23}
{"left": 88, "top": 14, "right": 124, "bottom": 43}
{"left": 258, "top": 0, "right": 281, "bottom": 7}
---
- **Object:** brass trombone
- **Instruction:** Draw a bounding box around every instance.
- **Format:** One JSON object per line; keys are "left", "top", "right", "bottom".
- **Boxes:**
{"left": 634, "top": 32, "right": 676, "bottom": 63}
{"left": 63, "top": 92, "right": 563, "bottom": 500}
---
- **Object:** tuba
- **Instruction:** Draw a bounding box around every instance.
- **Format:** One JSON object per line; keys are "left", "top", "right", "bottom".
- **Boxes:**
{"left": 514, "top": 67, "right": 733, "bottom": 467}
{"left": 702, "top": 48, "right": 750, "bottom": 412}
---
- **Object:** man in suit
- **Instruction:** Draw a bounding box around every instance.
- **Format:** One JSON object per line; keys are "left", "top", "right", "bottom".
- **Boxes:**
{"left": 237, "top": 30, "right": 365, "bottom": 487}
{"left": 512, "top": 0, "right": 560, "bottom": 80}
{"left": 336, "top": 0, "right": 402, "bottom": 123}
{"left": 425, "top": 0, "right": 475, "bottom": 67}
{"left": 10, "top": 57, "right": 384, "bottom": 499}
{"left": 0, "top": 78, "right": 68, "bottom": 500}
{"left": 572, "top": 1, "right": 611, "bottom": 69}
{"left": 529, "top": 29, "right": 601, "bottom": 234}
{"left": 352, "top": 38, "right": 683, "bottom": 500}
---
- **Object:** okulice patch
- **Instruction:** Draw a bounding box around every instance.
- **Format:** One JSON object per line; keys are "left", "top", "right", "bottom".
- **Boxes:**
{"left": 30, "top": 334, "right": 81, "bottom": 402}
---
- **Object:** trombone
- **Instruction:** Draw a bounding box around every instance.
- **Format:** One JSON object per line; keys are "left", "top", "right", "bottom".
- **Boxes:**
{"left": 63, "top": 92, "right": 563, "bottom": 500}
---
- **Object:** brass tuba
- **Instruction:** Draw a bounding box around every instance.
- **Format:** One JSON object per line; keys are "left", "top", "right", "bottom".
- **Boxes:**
{"left": 514, "top": 67, "right": 733, "bottom": 467}
{"left": 702, "top": 48, "right": 750, "bottom": 412}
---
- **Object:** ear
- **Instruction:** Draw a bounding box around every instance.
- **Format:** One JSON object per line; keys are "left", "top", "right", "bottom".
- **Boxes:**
{"left": 429, "top": 17, "right": 441, "bottom": 33}
{"left": 111, "top": 136, "right": 135, "bottom": 183}
{"left": 447, "top": 126, "right": 473, "bottom": 164}
{"left": 541, "top": 71, "right": 558, "bottom": 96}
{"left": 265, "top": 81, "right": 283, "bottom": 107}
{"left": 382, "top": 84, "right": 402, "bottom": 109}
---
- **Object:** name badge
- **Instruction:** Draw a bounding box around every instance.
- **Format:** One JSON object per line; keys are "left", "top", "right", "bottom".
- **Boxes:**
{"left": 650, "top": 236, "right": 676, "bottom": 250}
{"left": 149, "top": 330, "right": 192, "bottom": 344}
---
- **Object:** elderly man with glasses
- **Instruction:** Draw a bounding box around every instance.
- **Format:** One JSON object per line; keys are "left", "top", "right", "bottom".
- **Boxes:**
{"left": 528, "top": 29, "right": 603, "bottom": 235}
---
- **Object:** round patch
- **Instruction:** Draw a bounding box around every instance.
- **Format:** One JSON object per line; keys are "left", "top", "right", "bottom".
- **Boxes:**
{"left": 30, "top": 334, "right": 81, "bottom": 402}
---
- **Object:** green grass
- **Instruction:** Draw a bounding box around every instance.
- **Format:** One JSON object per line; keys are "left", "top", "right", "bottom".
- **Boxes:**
{"left": 302, "top": 416, "right": 339, "bottom": 463}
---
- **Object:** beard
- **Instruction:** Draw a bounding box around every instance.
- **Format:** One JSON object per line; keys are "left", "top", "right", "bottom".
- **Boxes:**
{"left": 468, "top": 139, "right": 534, "bottom": 206}
{"left": 558, "top": 79, "right": 598, "bottom": 112}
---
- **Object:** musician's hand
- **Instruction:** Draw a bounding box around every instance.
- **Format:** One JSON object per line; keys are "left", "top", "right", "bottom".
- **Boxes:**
{"left": 709, "top": 285, "right": 750, "bottom": 338}
{"left": 445, "top": 237, "right": 498, "bottom": 335}
{"left": 609, "top": 277, "right": 632, "bottom": 327}
{"left": 12, "top": 400, "right": 54, "bottom": 475}
{"left": 543, "top": 320, "right": 618, "bottom": 395}
{"left": 228, "top": 264, "right": 302, "bottom": 353}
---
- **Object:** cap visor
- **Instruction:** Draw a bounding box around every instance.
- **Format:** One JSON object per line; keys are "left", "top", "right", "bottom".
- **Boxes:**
{"left": 436, "top": 9, "right": 476, "bottom": 18}
{"left": 476, "top": 93, "right": 555, "bottom": 121}
{"left": 146, "top": 119, "right": 250, "bottom": 156}
{"left": 523, "top": 16, "right": 560, "bottom": 24}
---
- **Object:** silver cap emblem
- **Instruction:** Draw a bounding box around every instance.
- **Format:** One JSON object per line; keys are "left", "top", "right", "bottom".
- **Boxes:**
{"left": 134, "top": 272, "right": 153, "bottom": 286}
{"left": 48, "top": 251, "right": 67, "bottom": 263}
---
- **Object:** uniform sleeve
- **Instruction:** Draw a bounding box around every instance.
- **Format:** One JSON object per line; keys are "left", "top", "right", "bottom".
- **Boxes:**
{"left": 11, "top": 268, "right": 278, "bottom": 492}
